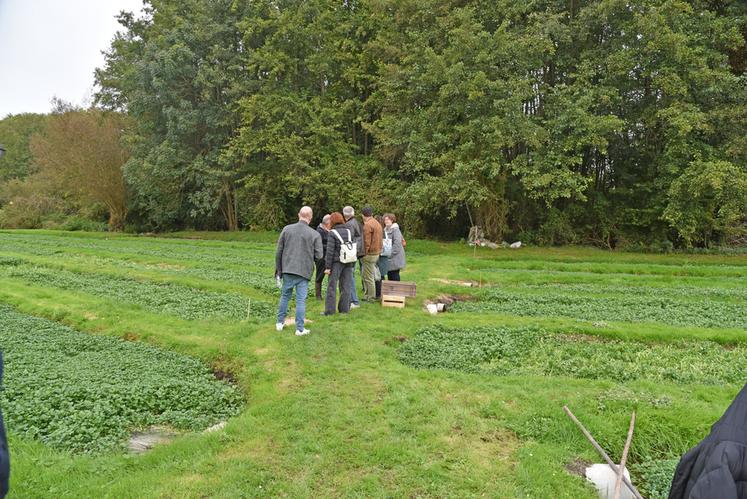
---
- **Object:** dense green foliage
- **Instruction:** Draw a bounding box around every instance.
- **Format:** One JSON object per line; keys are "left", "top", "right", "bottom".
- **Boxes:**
{"left": 0, "top": 1, "right": 744, "bottom": 246}
{"left": 0, "top": 114, "right": 47, "bottom": 182}
{"left": 400, "top": 324, "right": 747, "bottom": 385}
{"left": 451, "top": 285, "right": 746, "bottom": 328}
{"left": 87, "top": 0, "right": 747, "bottom": 247}
{"left": 2, "top": 264, "right": 274, "bottom": 320}
{"left": 0, "top": 106, "right": 129, "bottom": 230}
{"left": 0, "top": 305, "right": 242, "bottom": 453}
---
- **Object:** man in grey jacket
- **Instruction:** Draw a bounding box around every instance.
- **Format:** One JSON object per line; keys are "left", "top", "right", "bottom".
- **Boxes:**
{"left": 275, "top": 206, "right": 323, "bottom": 336}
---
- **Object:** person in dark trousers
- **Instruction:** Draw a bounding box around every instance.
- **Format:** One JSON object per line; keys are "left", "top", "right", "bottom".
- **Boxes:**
{"left": 0, "top": 353, "right": 9, "bottom": 499}
{"left": 342, "top": 206, "right": 363, "bottom": 308}
{"left": 383, "top": 213, "right": 405, "bottom": 281}
{"left": 275, "top": 206, "right": 323, "bottom": 336}
{"left": 375, "top": 215, "right": 388, "bottom": 298}
{"left": 315, "top": 214, "right": 331, "bottom": 300}
{"left": 668, "top": 382, "right": 747, "bottom": 499}
{"left": 324, "top": 212, "right": 355, "bottom": 315}
{"left": 361, "top": 206, "right": 382, "bottom": 300}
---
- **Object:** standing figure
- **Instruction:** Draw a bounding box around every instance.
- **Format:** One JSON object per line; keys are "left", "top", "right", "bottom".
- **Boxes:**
{"left": 361, "top": 206, "right": 382, "bottom": 300}
{"left": 342, "top": 206, "right": 363, "bottom": 308}
{"left": 324, "top": 212, "right": 356, "bottom": 315}
{"left": 275, "top": 206, "right": 323, "bottom": 336}
{"left": 375, "top": 215, "right": 389, "bottom": 298}
{"left": 384, "top": 213, "right": 405, "bottom": 281}
{"left": 315, "top": 214, "right": 331, "bottom": 300}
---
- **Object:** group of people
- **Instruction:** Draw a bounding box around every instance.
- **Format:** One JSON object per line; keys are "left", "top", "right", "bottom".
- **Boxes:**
{"left": 275, "top": 205, "right": 406, "bottom": 336}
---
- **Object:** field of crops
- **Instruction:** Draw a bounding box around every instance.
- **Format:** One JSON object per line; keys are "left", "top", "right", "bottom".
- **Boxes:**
{"left": 0, "top": 229, "right": 745, "bottom": 498}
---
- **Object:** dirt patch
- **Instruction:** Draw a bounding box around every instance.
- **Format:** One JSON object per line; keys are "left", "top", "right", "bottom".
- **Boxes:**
{"left": 155, "top": 262, "right": 185, "bottom": 271}
{"left": 565, "top": 457, "right": 592, "bottom": 477}
{"left": 561, "top": 334, "right": 607, "bottom": 344}
{"left": 384, "top": 335, "right": 408, "bottom": 346}
{"left": 212, "top": 367, "right": 237, "bottom": 384}
{"left": 83, "top": 312, "right": 99, "bottom": 321}
{"left": 430, "top": 278, "right": 479, "bottom": 287}
{"left": 424, "top": 294, "right": 477, "bottom": 312}
{"left": 122, "top": 332, "right": 140, "bottom": 341}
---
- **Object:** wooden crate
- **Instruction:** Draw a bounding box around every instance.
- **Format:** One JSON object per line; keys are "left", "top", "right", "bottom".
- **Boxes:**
{"left": 381, "top": 281, "right": 417, "bottom": 298}
{"left": 382, "top": 294, "right": 406, "bottom": 308}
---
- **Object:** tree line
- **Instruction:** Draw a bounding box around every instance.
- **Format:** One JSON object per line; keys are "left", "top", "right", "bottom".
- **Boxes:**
{"left": 1, "top": 0, "right": 745, "bottom": 248}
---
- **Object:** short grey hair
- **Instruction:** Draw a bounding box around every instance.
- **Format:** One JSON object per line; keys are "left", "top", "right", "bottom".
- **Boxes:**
{"left": 322, "top": 214, "right": 331, "bottom": 225}
{"left": 342, "top": 206, "right": 354, "bottom": 219}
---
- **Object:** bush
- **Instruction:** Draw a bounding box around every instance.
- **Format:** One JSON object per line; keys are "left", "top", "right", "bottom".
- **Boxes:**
{"left": 60, "top": 216, "right": 109, "bottom": 232}
{"left": 536, "top": 208, "right": 578, "bottom": 246}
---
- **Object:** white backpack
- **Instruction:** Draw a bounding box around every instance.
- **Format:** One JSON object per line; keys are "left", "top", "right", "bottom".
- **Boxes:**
{"left": 331, "top": 229, "right": 358, "bottom": 264}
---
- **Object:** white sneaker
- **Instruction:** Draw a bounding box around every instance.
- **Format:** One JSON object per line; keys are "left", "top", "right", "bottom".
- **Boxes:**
{"left": 275, "top": 322, "right": 284, "bottom": 331}
{"left": 350, "top": 303, "right": 360, "bottom": 309}
{"left": 295, "top": 328, "right": 311, "bottom": 336}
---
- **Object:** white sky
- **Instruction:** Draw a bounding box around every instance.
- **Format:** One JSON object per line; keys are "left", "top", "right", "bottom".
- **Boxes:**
{"left": 0, "top": 0, "right": 144, "bottom": 118}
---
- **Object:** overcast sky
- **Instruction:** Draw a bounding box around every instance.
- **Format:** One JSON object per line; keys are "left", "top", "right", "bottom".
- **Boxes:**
{"left": 0, "top": 0, "right": 144, "bottom": 117}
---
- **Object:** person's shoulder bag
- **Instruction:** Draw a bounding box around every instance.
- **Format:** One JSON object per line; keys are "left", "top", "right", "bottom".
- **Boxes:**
{"left": 381, "top": 230, "right": 393, "bottom": 257}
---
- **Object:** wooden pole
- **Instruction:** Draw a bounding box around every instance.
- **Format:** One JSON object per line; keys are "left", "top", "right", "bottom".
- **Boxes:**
{"left": 613, "top": 411, "right": 636, "bottom": 499}
{"left": 563, "top": 406, "right": 644, "bottom": 499}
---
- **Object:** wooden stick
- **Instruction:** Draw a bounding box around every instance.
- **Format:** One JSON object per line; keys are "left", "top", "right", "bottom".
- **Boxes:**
{"left": 563, "top": 406, "right": 644, "bottom": 499}
{"left": 614, "top": 411, "right": 637, "bottom": 499}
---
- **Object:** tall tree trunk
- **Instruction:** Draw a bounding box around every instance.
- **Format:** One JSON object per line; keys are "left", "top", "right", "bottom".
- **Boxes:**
{"left": 221, "top": 182, "right": 238, "bottom": 231}
{"left": 108, "top": 206, "right": 127, "bottom": 232}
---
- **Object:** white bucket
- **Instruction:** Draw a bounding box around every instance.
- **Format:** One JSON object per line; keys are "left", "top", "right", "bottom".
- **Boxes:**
{"left": 585, "top": 464, "right": 634, "bottom": 499}
{"left": 426, "top": 303, "right": 438, "bottom": 314}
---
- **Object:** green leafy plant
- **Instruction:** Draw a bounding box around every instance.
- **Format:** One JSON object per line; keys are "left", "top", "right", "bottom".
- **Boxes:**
{"left": 400, "top": 325, "right": 747, "bottom": 384}
{"left": 452, "top": 286, "right": 746, "bottom": 329}
{"left": 4, "top": 265, "right": 273, "bottom": 320}
{"left": 0, "top": 305, "right": 243, "bottom": 453}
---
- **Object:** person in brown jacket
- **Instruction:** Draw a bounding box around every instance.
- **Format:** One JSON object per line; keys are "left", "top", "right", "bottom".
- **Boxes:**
{"left": 361, "top": 206, "right": 383, "bottom": 300}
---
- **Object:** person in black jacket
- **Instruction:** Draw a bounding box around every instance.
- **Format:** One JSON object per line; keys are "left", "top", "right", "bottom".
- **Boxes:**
{"left": 315, "top": 214, "right": 331, "bottom": 300}
{"left": 342, "top": 206, "right": 363, "bottom": 308}
{"left": 323, "top": 212, "right": 355, "bottom": 315}
{"left": 0, "top": 353, "right": 9, "bottom": 499}
{"left": 669, "top": 382, "right": 747, "bottom": 499}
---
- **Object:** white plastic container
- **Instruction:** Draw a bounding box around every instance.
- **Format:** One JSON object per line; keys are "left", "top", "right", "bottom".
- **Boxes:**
{"left": 585, "top": 464, "right": 634, "bottom": 499}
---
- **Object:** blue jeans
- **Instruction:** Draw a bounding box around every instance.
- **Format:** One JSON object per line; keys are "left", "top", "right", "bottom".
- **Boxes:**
{"left": 277, "top": 273, "right": 309, "bottom": 332}
{"left": 350, "top": 261, "right": 360, "bottom": 305}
